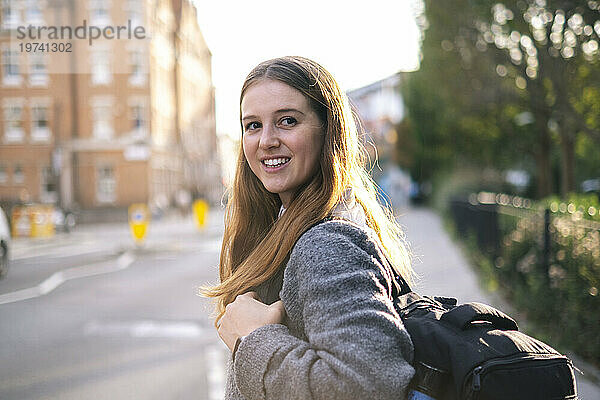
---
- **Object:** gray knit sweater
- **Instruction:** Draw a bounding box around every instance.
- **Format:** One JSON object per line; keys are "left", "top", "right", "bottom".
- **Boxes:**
{"left": 225, "top": 220, "right": 415, "bottom": 400}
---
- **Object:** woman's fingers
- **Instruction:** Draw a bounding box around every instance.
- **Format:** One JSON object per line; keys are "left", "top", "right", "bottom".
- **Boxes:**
{"left": 216, "top": 296, "right": 287, "bottom": 352}
{"left": 270, "top": 300, "right": 286, "bottom": 323}
{"left": 242, "top": 291, "right": 260, "bottom": 300}
{"left": 232, "top": 291, "right": 259, "bottom": 304}
{"left": 271, "top": 300, "right": 284, "bottom": 310}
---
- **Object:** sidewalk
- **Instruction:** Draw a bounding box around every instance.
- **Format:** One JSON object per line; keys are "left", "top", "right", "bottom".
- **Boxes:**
{"left": 398, "top": 207, "right": 600, "bottom": 399}
{"left": 398, "top": 207, "right": 498, "bottom": 303}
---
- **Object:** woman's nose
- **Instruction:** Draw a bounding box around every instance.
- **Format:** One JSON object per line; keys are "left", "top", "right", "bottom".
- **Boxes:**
{"left": 258, "top": 124, "right": 280, "bottom": 149}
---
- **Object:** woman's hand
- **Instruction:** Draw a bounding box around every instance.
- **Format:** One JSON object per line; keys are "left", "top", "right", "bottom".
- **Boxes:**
{"left": 217, "top": 291, "right": 286, "bottom": 352}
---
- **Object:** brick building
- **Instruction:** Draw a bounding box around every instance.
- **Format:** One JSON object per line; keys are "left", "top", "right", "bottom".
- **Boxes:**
{"left": 0, "top": 0, "right": 221, "bottom": 218}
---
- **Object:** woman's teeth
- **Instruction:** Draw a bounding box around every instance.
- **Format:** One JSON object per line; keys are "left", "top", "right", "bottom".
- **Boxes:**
{"left": 263, "top": 158, "right": 290, "bottom": 167}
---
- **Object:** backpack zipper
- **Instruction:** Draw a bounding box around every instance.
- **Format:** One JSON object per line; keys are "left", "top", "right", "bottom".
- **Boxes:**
{"left": 463, "top": 353, "right": 571, "bottom": 400}
{"left": 471, "top": 366, "right": 482, "bottom": 392}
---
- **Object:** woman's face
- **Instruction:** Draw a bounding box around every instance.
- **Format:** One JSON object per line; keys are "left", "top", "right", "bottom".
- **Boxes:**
{"left": 241, "top": 79, "right": 325, "bottom": 208}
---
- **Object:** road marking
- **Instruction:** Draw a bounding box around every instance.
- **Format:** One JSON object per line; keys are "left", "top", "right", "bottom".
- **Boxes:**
{"left": 198, "top": 238, "right": 223, "bottom": 251}
{"left": 0, "top": 251, "right": 135, "bottom": 305}
{"left": 11, "top": 238, "right": 116, "bottom": 261}
{"left": 205, "top": 343, "right": 227, "bottom": 400}
{"left": 83, "top": 319, "right": 206, "bottom": 339}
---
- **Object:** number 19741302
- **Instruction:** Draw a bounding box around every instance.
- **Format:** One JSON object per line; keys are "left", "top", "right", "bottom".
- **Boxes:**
{"left": 19, "top": 42, "right": 72, "bottom": 52}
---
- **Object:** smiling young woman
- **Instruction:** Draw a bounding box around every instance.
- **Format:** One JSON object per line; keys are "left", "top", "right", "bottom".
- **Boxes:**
{"left": 241, "top": 79, "right": 325, "bottom": 208}
{"left": 202, "top": 56, "right": 415, "bottom": 400}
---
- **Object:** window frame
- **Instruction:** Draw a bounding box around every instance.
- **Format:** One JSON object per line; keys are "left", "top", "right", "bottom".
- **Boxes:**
{"left": 31, "top": 103, "right": 51, "bottom": 142}
{"left": 2, "top": 46, "right": 22, "bottom": 86}
{"left": 3, "top": 103, "right": 25, "bottom": 143}
{"left": 96, "top": 164, "right": 116, "bottom": 204}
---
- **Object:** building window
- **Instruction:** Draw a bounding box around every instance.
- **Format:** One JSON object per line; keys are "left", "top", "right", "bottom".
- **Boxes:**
{"left": 92, "top": 103, "right": 114, "bottom": 140}
{"left": 2, "top": 49, "right": 19, "bottom": 75}
{"left": 29, "top": 53, "right": 48, "bottom": 86}
{"left": 25, "top": 0, "right": 43, "bottom": 24}
{"left": 91, "top": 49, "right": 111, "bottom": 85}
{"left": 31, "top": 105, "right": 50, "bottom": 142}
{"left": 96, "top": 166, "right": 116, "bottom": 203}
{"left": 128, "top": 97, "right": 148, "bottom": 140}
{"left": 1, "top": 0, "right": 20, "bottom": 30}
{"left": 126, "top": 0, "right": 142, "bottom": 26}
{"left": 128, "top": 48, "right": 146, "bottom": 86}
{"left": 40, "top": 166, "right": 57, "bottom": 203}
{"left": 132, "top": 105, "right": 143, "bottom": 129}
{"left": 0, "top": 164, "right": 7, "bottom": 184}
{"left": 2, "top": 47, "right": 22, "bottom": 86}
{"left": 3, "top": 104, "right": 24, "bottom": 143}
{"left": 130, "top": 103, "right": 147, "bottom": 133}
{"left": 89, "top": 0, "right": 110, "bottom": 26}
{"left": 14, "top": 164, "right": 24, "bottom": 184}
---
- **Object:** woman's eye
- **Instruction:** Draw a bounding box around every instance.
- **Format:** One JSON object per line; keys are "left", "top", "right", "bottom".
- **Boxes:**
{"left": 245, "top": 121, "right": 261, "bottom": 131}
{"left": 280, "top": 117, "right": 297, "bottom": 127}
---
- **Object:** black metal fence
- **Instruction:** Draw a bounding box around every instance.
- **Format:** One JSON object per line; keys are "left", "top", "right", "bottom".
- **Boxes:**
{"left": 450, "top": 192, "right": 599, "bottom": 260}
{"left": 449, "top": 192, "right": 600, "bottom": 362}
{"left": 449, "top": 198, "right": 500, "bottom": 257}
{"left": 449, "top": 193, "right": 556, "bottom": 275}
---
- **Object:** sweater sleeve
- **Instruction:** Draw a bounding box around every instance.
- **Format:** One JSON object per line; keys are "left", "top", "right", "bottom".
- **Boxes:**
{"left": 232, "top": 221, "right": 415, "bottom": 400}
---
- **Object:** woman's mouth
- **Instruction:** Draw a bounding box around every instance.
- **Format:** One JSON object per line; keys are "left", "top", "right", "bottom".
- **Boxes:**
{"left": 262, "top": 157, "right": 291, "bottom": 170}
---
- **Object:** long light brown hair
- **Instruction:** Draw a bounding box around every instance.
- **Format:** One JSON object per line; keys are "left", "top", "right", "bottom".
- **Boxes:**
{"left": 203, "top": 56, "right": 412, "bottom": 322}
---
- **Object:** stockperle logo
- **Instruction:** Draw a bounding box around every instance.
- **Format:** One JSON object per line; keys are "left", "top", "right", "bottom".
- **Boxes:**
{"left": 14, "top": 19, "right": 147, "bottom": 46}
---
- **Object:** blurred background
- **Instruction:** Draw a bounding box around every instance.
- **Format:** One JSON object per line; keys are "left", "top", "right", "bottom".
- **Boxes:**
{"left": 0, "top": 0, "right": 598, "bottom": 399}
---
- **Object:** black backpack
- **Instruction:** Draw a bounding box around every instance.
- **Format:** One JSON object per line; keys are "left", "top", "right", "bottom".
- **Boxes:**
{"left": 392, "top": 275, "right": 578, "bottom": 400}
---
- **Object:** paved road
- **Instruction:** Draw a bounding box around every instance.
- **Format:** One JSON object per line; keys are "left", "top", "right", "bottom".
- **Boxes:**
{"left": 1, "top": 212, "right": 228, "bottom": 400}
{"left": 1, "top": 207, "right": 597, "bottom": 399}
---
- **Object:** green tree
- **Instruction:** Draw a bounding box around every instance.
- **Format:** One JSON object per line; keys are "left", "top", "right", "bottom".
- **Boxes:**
{"left": 471, "top": 1, "right": 600, "bottom": 196}
{"left": 402, "top": 0, "right": 528, "bottom": 189}
{"left": 403, "top": 0, "right": 600, "bottom": 198}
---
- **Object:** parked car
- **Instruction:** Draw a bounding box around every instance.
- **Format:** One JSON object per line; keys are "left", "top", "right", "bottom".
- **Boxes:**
{"left": 0, "top": 206, "right": 10, "bottom": 278}
{"left": 582, "top": 178, "right": 600, "bottom": 200}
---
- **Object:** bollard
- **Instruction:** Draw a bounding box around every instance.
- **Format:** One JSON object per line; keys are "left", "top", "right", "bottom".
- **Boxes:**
{"left": 192, "top": 199, "right": 209, "bottom": 230}
{"left": 128, "top": 203, "right": 150, "bottom": 245}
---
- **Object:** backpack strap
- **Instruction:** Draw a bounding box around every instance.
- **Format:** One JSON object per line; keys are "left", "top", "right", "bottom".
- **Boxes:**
{"left": 440, "top": 302, "right": 519, "bottom": 331}
{"left": 392, "top": 273, "right": 412, "bottom": 297}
